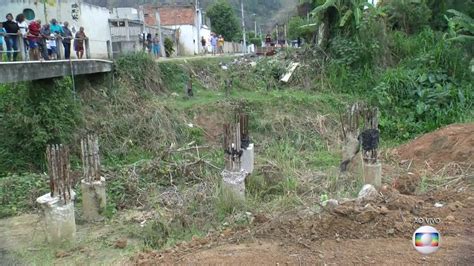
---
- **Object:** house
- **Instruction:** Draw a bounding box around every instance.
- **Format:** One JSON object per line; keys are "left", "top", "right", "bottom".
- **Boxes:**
{"left": 109, "top": 7, "right": 176, "bottom": 56}
{"left": 0, "top": 0, "right": 112, "bottom": 59}
{"left": 140, "top": 3, "right": 211, "bottom": 56}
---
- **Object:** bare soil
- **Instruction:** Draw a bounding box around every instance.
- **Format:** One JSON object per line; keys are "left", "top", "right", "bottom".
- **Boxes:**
{"left": 394, "top": 123, "right": 474, "bottom": 172}
{"left": 134, "top": 185, "right": 474, "bottom": 265}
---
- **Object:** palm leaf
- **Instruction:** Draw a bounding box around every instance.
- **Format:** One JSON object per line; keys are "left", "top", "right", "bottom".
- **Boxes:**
{"left": 311, "top": 0, "right": 338, "bottom": 17}
{"left": 339, "top": 10, "right": 353, "bottom": 27}
{"left": 447, "top": 34, "right": 474, "bottom": 43}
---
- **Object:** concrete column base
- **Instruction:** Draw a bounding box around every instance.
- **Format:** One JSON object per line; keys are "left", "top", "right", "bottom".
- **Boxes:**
{"left": 363, "top": 162, "right": 382, "bottom": 188}
{"left": 241, "top": 143, "right": 254, "bottom": 175}
{"left": 81, "top": 177, "right": 106, "bottom": 221}
{"left": 36, "top": 192, "right": 76, "bottom": 244}
{"left": 221, "top": 169, "right": 247, "bottom": 200}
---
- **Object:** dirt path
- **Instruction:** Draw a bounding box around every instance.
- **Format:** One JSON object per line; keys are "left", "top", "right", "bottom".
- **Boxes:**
{"left": 2, "top": 187, "right": 473, "bottom": 265}
{"left": 162, "top": 236, "right": 473, "bottom": 265}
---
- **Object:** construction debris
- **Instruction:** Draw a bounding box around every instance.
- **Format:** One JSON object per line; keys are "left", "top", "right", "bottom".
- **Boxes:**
{"left": 280, "top": 62, "right": 300, "bottom": 83}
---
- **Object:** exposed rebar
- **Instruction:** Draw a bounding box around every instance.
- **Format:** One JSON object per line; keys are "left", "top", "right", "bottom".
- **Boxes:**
{"left": 46, "top": 144, "right": 72, "bottom": 204}
{"left": 81, "top": 134, "right": 101, "bottom": 182}
{"left": 361, "top": 106, "right": 380, "bottom": 164}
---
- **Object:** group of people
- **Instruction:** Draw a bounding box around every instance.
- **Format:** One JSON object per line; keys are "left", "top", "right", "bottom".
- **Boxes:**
{"left": 0, "top": 13, "right": 88, "bottom": 62}
{"left": 200, "top": 33, "right": 225, "bottom": 55}
{"left": 143, "top": 33, "right": 161, "bottom": 58}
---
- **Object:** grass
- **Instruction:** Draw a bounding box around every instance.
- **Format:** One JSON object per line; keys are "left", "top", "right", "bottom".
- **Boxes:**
{"left": 1, "top": 54, "right": 370, "bottom": 263}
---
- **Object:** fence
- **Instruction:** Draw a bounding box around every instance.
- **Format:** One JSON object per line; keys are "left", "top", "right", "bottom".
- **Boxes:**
{"left": 0, "top": 33, "right": 112, "bottom": 61}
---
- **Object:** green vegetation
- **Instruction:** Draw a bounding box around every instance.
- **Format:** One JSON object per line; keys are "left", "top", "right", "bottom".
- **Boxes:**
{"left": 206, "top": 0, "right": 241, "bottom": 41}
{"left": 1, "top": 1, "right": 473, "bottom": 263}
{"left": 0, "top": 78, "right": 82, "bottom": 172}
{"left": 164, "top": 37, "right": 175, "bottom": 57}
{"left": 298, "top": 0, "right": 474, "bottom": 139}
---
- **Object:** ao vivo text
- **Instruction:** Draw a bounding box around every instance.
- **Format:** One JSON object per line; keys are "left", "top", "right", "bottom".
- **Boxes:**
{"left": 414, "top": 217, "right": 441, "bottom": 225}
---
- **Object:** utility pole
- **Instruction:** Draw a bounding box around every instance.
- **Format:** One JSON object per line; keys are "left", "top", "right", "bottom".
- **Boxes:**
{"left": 276, "top": 24, "right": 279, "bottom": 46}
{"left": 284, "top": 23, "right": 287, "bottom": 46}
{"left": 43, "top": 1, "right": 48, "bottom": 23}
{"left": 252, "top": 13, "right": 257, "bottom": 36}
{"left": 156, "top": 11, "right": 165, "bottom": 58}
{"left": 241, "top": 0, "right": 246, "bottom": 54}
{"left": 254, "top": 20, "right": 257, "bottom": 37}
{"left": 196, "top": 0, "right": 200, "bottom": 55}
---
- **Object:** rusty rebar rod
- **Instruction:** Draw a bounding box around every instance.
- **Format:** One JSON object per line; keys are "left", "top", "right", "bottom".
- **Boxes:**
{"left": 46, "top": 144, "right": 72, "bottom": 204}
{"left": 81, "top": 134, "right": 101, "bottom": 182}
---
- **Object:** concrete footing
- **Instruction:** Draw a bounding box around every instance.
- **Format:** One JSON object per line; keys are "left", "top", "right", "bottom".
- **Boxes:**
{"left": 221, "top": 169, "right": 247, "bottom": 200}
{"left": 36, "top": 192, "right": 76, "bottom": 244}
{"left": 81, "top": 177, "right": 106, "bottom": 221}
{"left": 241, "top": 143, "right": 254, "bottom": 174}
{"left": 363, "top": 162, "right": 382, "bottom": 188}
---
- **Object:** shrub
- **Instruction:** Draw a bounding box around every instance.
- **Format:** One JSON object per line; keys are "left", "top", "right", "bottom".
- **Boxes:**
{"left": 0, "top": 173, "right": 49, "bottom": 218}
{"left": 372, "top": 67, "right": 472, "bottom": 139}
{"left": 164, "top": 38, "right": 175, "bottom": 57}
{"left": 382, "top": 0, "right": 432, "bottom": 34}
{"left": 114, "top": 52, "right": 163, "bottom": 92}
{"left": 0, "top": 78, "right": 82, "bottom": 173}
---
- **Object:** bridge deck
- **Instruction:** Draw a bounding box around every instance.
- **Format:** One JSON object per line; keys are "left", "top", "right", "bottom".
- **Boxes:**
{"left": 0, "top": 59, "right": 113, "bottom": 83}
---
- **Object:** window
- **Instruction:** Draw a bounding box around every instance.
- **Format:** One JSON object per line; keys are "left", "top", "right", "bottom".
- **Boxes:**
{"left": 23, "top": 8, "right": 35, "bottom": 20}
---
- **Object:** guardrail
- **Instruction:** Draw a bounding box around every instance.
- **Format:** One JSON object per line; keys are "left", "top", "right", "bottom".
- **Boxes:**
{"left": 0, "top": 33, "right": 112, "bottom": 61}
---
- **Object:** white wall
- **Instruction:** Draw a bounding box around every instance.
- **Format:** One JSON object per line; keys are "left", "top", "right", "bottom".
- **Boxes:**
{"left": 0, "top": 0, "right": 111, "bottom": 59}
{"left": 79, "top": 3, "right": 111, "bottom": 58}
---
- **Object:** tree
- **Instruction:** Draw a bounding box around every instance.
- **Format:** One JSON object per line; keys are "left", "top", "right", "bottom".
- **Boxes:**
{"left": 381, "top": 0, "right": 432, "bottom": 34}
{"left": 206, "top": 0, "right": 241, "bottom": 41}
{"left": 288, "top": 16, "right": 305, "bottom": 40}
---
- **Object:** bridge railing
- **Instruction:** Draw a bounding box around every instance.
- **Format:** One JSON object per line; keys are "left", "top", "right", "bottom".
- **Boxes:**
{"left": 0, "top": 33, "right": 112, "bottom": 62}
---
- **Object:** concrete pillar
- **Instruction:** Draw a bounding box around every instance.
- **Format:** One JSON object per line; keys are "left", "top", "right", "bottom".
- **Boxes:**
{"left": 36, "top": 192, "right": 76, "bottom": 244}
{"left": 18, "top": 35, "right": 26, "bottom": 61}
{"left": 241, "top": 143, "right": 254, "bottom": 174}
{"left": 81, "top": 177, "right": 106, "bottom": 221}
{"left": 363, "top": 162, "right": 382, "bottom": 188}
{"left": 85, "top": 39, "right": 91, "bottom": 59}
{"left": 221, "top": 169, "right": 247, "bottom": 200}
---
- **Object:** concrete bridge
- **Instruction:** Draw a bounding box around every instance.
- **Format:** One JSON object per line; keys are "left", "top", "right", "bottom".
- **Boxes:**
{"left": 0, "top": 59, "right": 113, "bottom": 84}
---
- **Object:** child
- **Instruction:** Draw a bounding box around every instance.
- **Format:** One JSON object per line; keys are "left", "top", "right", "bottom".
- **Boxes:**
{"left": 0, "top": 22, "right": 5, "bottom": 61}
{"left": 47, "top": 32, "right": 57, "bottom": 60}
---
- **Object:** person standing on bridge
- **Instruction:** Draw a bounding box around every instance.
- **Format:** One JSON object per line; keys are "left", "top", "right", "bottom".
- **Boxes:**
{"left": 50, "top": 19, "right": 63, "bottom": 35}
{"left": 0, "top": 22, "right": 5, "bottom": 61}
{"left": 16, "top": 14, "right": 28, "bottom": 60}
{"left": 39, "top": 23, "right": 51, "bottom": 60}
{"left": 3, "top": 13, "right": 20, "bottom": 61}
{"left": 74, "top": 26, "right": 87, "bottom": 59}
{"left": 61, "top": 22, "right": 73, "bottom": 59}
{"left": 27, "top": 20, "right": 41, "bottom": 61}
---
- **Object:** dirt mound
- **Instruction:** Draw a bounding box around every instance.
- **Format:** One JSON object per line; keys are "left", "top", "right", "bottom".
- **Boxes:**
{"left": 133, "top": 184, "right": 474, "bottom": 265}
{"left": 394, "top": 123, "right": 474, "bottom": 171}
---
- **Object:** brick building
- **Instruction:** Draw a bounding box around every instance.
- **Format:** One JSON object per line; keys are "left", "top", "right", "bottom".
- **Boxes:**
{"left": 140, "top": 3, "right": 210, "bottom": 56}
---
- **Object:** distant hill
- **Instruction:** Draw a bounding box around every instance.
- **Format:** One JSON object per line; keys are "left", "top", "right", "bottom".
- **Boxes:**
{"left": 84, "top": 0, "right": 297, "bottom": 30}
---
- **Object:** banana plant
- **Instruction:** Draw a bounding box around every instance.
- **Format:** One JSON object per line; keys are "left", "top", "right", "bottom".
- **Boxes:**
{"left": 445, "top": 9, "right": 474, "bottom": 43}
{"left": 311, "top": 0, "right": 377, "bottom": 29}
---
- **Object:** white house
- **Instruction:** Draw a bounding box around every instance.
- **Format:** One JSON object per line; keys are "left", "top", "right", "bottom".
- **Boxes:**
{"left": 0, "top": 0, "right": 112, "bottom": 59}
